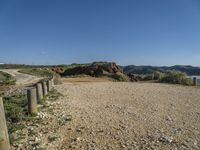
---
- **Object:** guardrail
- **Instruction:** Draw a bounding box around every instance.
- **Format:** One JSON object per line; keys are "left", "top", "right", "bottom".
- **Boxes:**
{"left": 27, "top": 78, "right": 54, "bottom": 114}
{"left": 0, "top": 77, "right": 54, "bottom": 149}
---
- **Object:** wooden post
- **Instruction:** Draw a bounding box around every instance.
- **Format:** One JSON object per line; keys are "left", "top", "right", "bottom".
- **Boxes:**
{"left": 36, "top": 83, "right": 43, "bottom": 103}
{"left": 42, "top": 81, "right": 48, "bottom": 96}
{"left": 0, "top": 97, "right": 10, "bottom": 150}
{"left": 27, "top": 88, "right": 38, "bottom": 114}
{"left": 51, "top": 77, "right": 54, "bottom": 86}
{"left": 193, "top": 77, "right": 197, "bottom": 86}
{"left": 47, "top": 80, "right": 52, "bottom": 92}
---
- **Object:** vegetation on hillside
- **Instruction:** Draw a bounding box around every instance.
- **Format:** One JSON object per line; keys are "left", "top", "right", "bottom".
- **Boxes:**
{"left": 0, "top": 63, "right": 90, "bottom": 70}
{"left": 0, "top": 71, "right": 16, "bottom": 86}
{"left": 0, "top": 62, "right": 197, "bottom": 85}
{"left": 3, "top": 94, "right": 27, "bottom": 133}
{"left": 110, "top": 72, "right": 130, "bottom": 82}
{"left": 0, "top": 64, "right": 52, "bottom": 69}
{"left": 19, "top": 68, "right": 54, "bottom": 77}
{"left": 1, "top": 63, "right": 200, "bottom": 76}
{"left": 19, "top": 68, "right": 63, "bottom": 85}
{"left": 160, "top": 71, "right": 193, "bottom": 85}
{"left": 122, "top": 65, "right": 200, "bottom": 76}
{"left": 62, "top": 62, "right": 128, "bottom": 82}
{"left": 3, "top": 94, "right": 29, "bottom": 144}
{"left": 129, "top": 71, "right": 193, "bottom": 86}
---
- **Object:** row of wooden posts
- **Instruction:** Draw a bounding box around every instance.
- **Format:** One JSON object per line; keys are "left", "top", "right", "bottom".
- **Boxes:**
{"left": 0, "top": 78, "right": 54, "bottom": 150}
{"left": 28, "top": 78, "right": 54, "bottom": 114}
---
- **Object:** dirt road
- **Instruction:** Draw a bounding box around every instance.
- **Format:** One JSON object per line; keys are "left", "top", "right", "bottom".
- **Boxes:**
{"left": 0, "top": 69, "right": 41, "bottom": 85}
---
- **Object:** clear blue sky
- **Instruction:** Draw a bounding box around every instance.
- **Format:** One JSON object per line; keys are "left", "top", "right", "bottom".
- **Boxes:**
{"left": 0, "top": 0, "right": 200, "bottom": 66}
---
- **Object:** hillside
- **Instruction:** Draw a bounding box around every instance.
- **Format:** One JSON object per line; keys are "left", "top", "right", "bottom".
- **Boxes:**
{"left": 62, "top": 62, "right": 129, "bottom": 81}
{"left": 122, "top": 65, "right": 200, "bottom": 75}
{"left": 1, "top": 63, "right": 200, "bottom": 76}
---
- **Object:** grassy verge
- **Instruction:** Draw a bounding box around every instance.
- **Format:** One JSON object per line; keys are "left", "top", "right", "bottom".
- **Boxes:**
{"left": 39, "top": 89, "right": 63, "bottom": 105}
{"left": 19, "top": 68, "right": 54, "bottom": 77}
{"left": 3, "top": 89, "right": 62, "bottom": 144}
{"left": 0, "top": 71, "right": 16, "bottom": 86}
{"left": 19, "top": 68, "right": 63, "bottom": 85}
{"left": 46, "top": 89, "right": 63, "bottom": 101}
{"left": 3, "top": 94, "right": 29, "bottom": 144}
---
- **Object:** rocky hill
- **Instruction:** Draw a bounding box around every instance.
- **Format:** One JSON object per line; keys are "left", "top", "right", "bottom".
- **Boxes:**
{"left": 63, "top": 62, "right": 122, "bottom": 76}
{"left": 62, "top": 62, "right": 129, "bottom": 81}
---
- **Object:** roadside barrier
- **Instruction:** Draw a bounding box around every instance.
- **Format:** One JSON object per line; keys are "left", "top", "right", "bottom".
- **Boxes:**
{"left": 0, "top": 97, "right": 10, "bottom": 150}
{"left": 27, "top": 87, "right": 38, "bottom": 114}
{"left": 36, "top": 83, "right": 43, "bottom": 103}
{"left": 42, "top": 80, "right": 48, "bottom": 96}
{"left": 47, "top": 80, "right": 53, "bottom": 92}
{"left": 0, "top": 77, "right": 54, "bottom": 148}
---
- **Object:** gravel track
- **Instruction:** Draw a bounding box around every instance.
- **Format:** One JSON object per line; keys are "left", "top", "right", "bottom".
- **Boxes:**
{"left": 0, "top": 69, "right": 41, "bottom": 86}
{"left": 9, "top": 81, "right": 200, "bottom": 150}
{"left": 49, "top": 82, "right": 200, "bottom": 150}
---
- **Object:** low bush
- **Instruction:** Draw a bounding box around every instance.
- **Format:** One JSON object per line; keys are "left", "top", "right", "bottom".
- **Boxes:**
{"left": 130, "top": 71, "right": 193, "bottom": 86}
{"left": 160, "top": 71, "right": 193, "bottom": 85}
{"left": 110, "top": 72, "right": 130, "bottom": 82}
{"left": 0, "top": 71, "right": 16, "bottom": 86}
{"left": 153, "top": 71, "right": 165, "bottom": 80}
{"left": 143, "top": 74, "right": 154, "bottom": 81}
{"left": 3, "top": 94, "right": 27, "bottom": 134}
{"left": 141, "top": 71, "right": 165, "bottom": 81}
{"left": 53, "top": 74, "right": 62, "bottom": 85}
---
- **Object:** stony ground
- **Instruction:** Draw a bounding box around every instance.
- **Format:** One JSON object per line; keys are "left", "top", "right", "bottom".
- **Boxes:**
{"left": 11, "top": 80, "right": 200, "bottom": 150}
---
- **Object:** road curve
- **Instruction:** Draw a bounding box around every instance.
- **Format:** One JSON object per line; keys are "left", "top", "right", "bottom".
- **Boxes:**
{"left": 0, "top": 69, "right": 42, "bottom": 86}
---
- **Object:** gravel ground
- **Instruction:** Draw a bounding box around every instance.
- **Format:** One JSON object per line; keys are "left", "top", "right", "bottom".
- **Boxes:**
{"left": 53, "top": 82, "right": 200, "bottom": 149}
{"left": 11, "top": 81, "right": 200, "bottom": 150}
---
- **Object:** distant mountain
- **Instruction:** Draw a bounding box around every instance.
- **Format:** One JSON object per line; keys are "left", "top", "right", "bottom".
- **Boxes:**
{"left": 122, "top": 65, "right": 200, "bottom": 76}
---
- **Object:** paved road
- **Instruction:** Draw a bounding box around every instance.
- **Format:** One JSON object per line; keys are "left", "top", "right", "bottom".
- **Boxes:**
{"left": 0, "top": 69, "right": 41, "bottom": 85}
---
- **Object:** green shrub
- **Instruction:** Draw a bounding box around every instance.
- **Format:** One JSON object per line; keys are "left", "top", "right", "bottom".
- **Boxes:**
{"left": 180, "top": 77, "right": 193, "bottom": 85}
{"left": 0, "top": 71, "right": 16, "bottom": 86}
{"left": 53, "top": 74, "right": 62, "bottom": 85}
{"left": 3, "top": 93, "right": 45, "bottom": 144}
{"left": 3, "top": 95, "right": 27, "bottom": 123}
{"left": 3, "top": 94, "right": 28, "bottom": 139}
{"left": 153, "top": 71, "right": 164, "bottom": 80}
{"left": 160, "top": 71, "right": 193, "bottom": 85}
{"left": 143, "top": 74, "right": 154, "bottom": 81}
{"left": 110, "top": 72, "right": 129, "bottom": 82}
{"left": 141, "top": 71, "right": 165, "bottom": 81}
